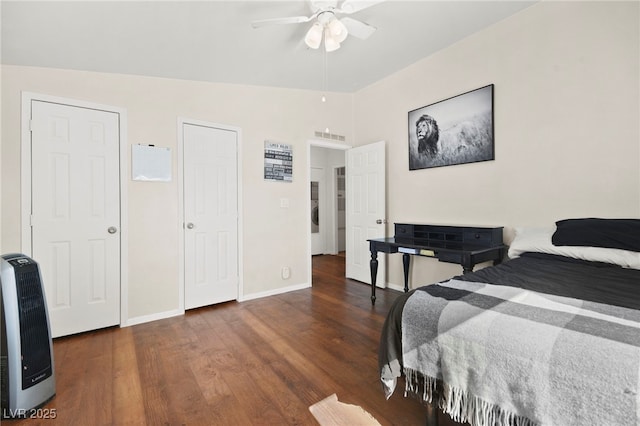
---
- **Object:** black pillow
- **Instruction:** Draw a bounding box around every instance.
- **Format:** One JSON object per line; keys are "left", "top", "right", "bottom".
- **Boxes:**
{"left": 552, "top": 218, "right": 640, "bottom": 252}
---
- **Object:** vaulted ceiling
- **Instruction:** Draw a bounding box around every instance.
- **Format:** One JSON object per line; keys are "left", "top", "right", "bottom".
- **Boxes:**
{"left": 1, "top": 1, "right": 536, "bottom": 92}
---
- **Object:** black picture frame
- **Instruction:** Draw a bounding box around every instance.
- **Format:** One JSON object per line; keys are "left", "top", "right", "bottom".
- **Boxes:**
{"left": 408, "top": 84, "right": 494, "bottom": 170}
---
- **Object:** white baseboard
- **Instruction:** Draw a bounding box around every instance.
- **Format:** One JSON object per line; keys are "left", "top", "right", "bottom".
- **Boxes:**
{"left": 239, "top": 282, "right": 311, "bottom": 302}
{"left": 386, "top": 282, "right": 405, "bottom": 292}
{"left": 121, "top": 283, "right": 313, "bottom": 326}
{"left": 122, "top": 308, "right": 185, "bottom": 327}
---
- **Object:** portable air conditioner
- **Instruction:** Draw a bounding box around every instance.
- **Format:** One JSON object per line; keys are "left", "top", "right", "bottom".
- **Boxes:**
{"left": 1, "top": 254, "right": 56, "bottom": 418}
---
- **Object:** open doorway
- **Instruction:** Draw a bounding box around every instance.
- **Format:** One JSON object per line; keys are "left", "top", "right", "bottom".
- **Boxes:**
{"left": 308, "top": 140, "right": 387, "bottom": 289}
{"left": 307, "top": 140, "right": 351, "bottom": 286}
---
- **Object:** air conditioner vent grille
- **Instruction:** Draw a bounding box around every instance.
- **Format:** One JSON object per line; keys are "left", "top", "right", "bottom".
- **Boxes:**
{"left": 15, "top": 267, "right": 52, "bottom": 390}
{"left": 314, "top": 131, "right": 346, "bottom": 142}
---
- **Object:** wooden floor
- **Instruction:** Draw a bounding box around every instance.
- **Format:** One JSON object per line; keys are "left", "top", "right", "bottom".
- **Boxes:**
{"left": 12, "top": 255, "right": 460, "bottom": 425}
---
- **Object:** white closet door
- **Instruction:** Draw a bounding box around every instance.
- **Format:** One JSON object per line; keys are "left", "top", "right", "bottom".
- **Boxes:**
{"left": 183, "top": 123, "right": 239, "bottom": 309}
{"left": 30, "top": 100, "right": 121, "bottom": 337}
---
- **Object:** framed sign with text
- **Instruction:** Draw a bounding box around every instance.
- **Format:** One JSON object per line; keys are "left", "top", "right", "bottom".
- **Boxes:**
{"left": 264, "top": 141, "right": 293, "bottom": 182}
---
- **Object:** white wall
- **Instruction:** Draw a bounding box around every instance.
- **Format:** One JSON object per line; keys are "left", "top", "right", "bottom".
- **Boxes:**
{"left": 353, "top": 1, "right": 640, "bottom": 288}
{"left": 1, "top": 67, "right": 354, "bottom": 321}
{"left": 0, "top": 64, "right": 3, "bottom": 254}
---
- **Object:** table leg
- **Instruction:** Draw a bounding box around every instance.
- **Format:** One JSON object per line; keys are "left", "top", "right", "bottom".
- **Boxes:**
{"left": 425, "top": 401, "right": 439, "bottom": 426}
{"left": 461, "top": 254, "right": 473, "bottom": 274}
{"left": 402, "top": 253, "right": 410, "bottom": 292}
{"left": 369, "top": 250, "right": 378, "bottom": 305}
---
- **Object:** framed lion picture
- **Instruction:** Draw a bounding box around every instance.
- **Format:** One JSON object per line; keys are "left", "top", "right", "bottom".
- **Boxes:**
{"left": 408, "top": 84, "right": 494, "bottom": 170}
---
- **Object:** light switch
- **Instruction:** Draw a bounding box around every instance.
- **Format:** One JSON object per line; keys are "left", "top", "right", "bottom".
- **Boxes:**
{"left": 280, "top": 198, "right": 289, "bottom": 208}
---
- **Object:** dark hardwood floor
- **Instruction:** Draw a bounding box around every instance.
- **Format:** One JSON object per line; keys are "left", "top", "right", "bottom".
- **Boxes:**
{"left": 11, "top": 255, "right": 460, "bottom": 425}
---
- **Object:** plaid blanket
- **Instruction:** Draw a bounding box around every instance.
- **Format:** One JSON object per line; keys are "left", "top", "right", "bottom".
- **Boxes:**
{"left": 401, "top": 279, "right": 640, "bottom": 426}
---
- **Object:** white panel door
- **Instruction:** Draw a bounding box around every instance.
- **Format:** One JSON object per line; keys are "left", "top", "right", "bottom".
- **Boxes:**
{"left": 345, "top": 141, "right": 386, "bottom": 285}
{"left": 30, "top": 100, "right": 121, "bottom": 338}
{"left": 183, "top": 123, "right": 238, "bottom": 309}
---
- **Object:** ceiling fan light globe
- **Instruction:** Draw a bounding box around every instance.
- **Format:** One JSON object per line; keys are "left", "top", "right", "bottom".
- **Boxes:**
{"left": 324, "top": 31, "right": 340, "bottom": 52}
{"left": 305, "top": 22, "right": 323, "bottom": 49}
{"left": 328, "top": 18, "right": 348, "bottom": 43}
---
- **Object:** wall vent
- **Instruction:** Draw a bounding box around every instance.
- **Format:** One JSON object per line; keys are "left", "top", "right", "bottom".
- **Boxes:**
{"left": 314, "top": 131, "right": 346, "bottom": 142}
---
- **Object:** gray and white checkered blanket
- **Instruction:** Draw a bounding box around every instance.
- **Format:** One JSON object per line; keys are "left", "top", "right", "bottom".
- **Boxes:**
{"left": 401, "top": 279, "right": 640, "bottom": 426}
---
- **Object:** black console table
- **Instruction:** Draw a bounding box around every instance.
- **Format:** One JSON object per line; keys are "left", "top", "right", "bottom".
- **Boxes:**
{"left": 367, "top": 223, "right": 506, "bottom": 305}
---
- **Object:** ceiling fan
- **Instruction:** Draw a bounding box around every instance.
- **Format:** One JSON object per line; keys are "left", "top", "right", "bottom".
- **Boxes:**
{"left": 251, "top": 0, "right": 384, "bottom": 52}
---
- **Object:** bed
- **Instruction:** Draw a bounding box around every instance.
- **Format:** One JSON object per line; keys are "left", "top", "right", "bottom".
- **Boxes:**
{"left": 378, "top": 219, "right": 640, "bottom": 426}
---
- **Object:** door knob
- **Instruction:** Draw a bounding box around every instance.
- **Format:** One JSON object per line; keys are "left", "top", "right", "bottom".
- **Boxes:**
{"left": 186, "top": 223, "right": 195, "bottom": 229}
{"left": 376, "top": 219, "right": 387, "bottom": 224}
{"left": 107, "top": 226, "right": 118, "bottom": 234}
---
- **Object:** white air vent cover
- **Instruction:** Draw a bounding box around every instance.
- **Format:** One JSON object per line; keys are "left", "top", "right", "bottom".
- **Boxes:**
{"left": 314, "top": 131, "right": 346, "bottom": 142}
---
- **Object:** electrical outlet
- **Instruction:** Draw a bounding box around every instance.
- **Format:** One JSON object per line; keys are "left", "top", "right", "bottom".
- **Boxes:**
{"left": 281, "top": 266, "right": 290, "bottom": 280}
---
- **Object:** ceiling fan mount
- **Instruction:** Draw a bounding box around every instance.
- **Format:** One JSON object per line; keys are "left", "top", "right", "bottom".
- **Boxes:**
{"left": 251, "top": 0, "right": 383, "bottom": 52}
{"left": 316, "top": 10, "right": 337, "bottom": 26}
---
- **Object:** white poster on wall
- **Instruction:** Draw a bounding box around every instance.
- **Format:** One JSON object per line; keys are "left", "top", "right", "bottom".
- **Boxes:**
{"left": 132, "top": 144, "right": 172, "bottom": 182}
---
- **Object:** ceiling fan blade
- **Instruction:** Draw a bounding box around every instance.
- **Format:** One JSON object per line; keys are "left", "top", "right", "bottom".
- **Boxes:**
{"left": 341, "top": 17, "right": 376, "bottom": 40}
{"left": 338, "top": 0, "right": 385, "bottom": 15}
{"left": 251, "top": 16, "right": 313, "bottom": 29}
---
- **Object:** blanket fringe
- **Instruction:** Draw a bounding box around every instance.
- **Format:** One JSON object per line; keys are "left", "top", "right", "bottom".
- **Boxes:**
{"left": 403, "top": 368, "right": 538, "bottom": 426}
{"left": 404, "top": 367, "right": 438, "bottom": 403}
